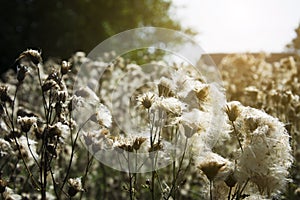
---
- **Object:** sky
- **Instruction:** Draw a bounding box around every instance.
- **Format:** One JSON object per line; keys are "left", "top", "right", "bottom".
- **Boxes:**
{"left": 172, "top": 0, "right": 300, "bottom": 53}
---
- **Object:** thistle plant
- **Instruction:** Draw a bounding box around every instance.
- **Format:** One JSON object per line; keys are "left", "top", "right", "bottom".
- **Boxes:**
{"left": 0, "top": 49, "right": 297, "bottom": 200}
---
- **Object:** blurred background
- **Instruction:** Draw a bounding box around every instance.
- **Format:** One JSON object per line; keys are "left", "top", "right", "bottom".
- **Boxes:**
{"left": 1, "top": 0, "right": 300, "bottom": 74}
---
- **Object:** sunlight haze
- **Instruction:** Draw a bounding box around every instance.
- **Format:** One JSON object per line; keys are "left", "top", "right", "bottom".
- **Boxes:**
{"left": 172, "top": 0, "right": 300, "bottom": 53}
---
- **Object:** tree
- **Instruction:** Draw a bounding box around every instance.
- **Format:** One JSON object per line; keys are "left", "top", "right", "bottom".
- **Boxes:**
{"left": 286, "top": 23, "right": 300, "bottom": 53}
{"left": 0, "top": 0, "right": 192, "bottom": 74}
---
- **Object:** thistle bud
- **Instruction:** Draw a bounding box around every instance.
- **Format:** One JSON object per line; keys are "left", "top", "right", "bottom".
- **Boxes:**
{"left": 46, "top": 144, "right": 57, "bottom": 157}
{"left": 145, "top": 179, "right": 150, "bottom": 185}
{"left": 61, "top": 61, "right": 71, "bottom": 75}
{"left": 42, "top": 80, "right": 57, "bottom": 92}
{"left": 15, "top": 49, "right": 42, "bottom": 68}
{"left": 225, "top": 102, "right": 241, "bottom": 122}
{"left": 17, "top": 116, "right": 37, "bottom": 133}
{"left": 0, "top": 179, "right": 7, "bottom": 193}
{"left": 68, "top": 177, "right": 84, "bottom": 197}
{"left": 224, "top": 171, "right": 237, "bottom": 188}
{"left": 17, "top": 65, "right": 29, "bottom": 82}
{"left": 198, "top": 161, "right": 226, "bottom": 181}
{"left": 194, "top": 84, "right": 209, "bottom": 102}
{"left": 0, "top": 85, "right": 12, "bottom": 103}
{"left": 133, "top": 137, "right": 146, "bottom": 150}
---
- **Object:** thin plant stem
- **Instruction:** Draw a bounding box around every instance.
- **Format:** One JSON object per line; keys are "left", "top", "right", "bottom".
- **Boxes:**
{"left": 148, "top": 109, "right": 156, "bottom": 200}
{"left": 231, "top": 121, "right": 243, "bottom": 152}
{"left": 237, "top": 178, "right": 249, "bottom": 200}
{"left": 36, "top": 67, "right": 48, "bottom": 118}
{"left": 210, "top": 180, "right": 213, "bottom": 200}
{"left": 126, "top": 150, "right": 134, "bottom": 200}
{"left": 80, "top": 151, "right": 94, "bottom": 200}
{"left": 166, "top": 136, "right": 188, "bottom": 200}
{"left": 25, "top": 131, "right": 40, "bottom": 168}
{"left": 49, "top": 164, "right": 60, "bottom": 199}
{"left": 60, "top": 117, "right": 90, "bottom": 192}
{"left": 8, "top": 83, "right": 40, "bottom": 191}
{"left": 228, "top": 187, "right": 232, "bottom": 200}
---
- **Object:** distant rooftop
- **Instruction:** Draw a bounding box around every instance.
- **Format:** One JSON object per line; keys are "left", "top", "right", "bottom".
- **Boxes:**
{"left": 207, "top": 53, "right": 297, "bottom": 66}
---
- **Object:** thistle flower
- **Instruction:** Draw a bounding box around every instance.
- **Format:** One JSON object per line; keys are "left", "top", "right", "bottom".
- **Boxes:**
{"left": 2, "top": 187, "right": 22, "bottom": 200}
{"left": 16, "top": 65, "right": 29, "bottom": 82}
{"left": 133, "top": 137, "right": 147, "bottom": 151}
{"left": 0, "top": 138, "right": 12, "bottom": 156}
{"left": 54, "top": 90, "right": 68, "bottom": 103}
{"left": 196, "top": 153, "right": 231, "bottom": 181}
{"left": 225, "top": 101, "right": 241, "bottom": 122}
{"left": 48, "top": 122, "right": 70, "bottom": 138}
{"left": 0, "top": 85, "right": 12, "bottom": 103}
{"left": 178, "top": 109, "right": 208, "bottom": 137}
{"left": 42, "top": 79, "right": 58, "bottom": 92}
{"left": 224, "top": 171, "right": 237, "bottom": 188}
{"left": 61, "top": 60, "right": 71, "bottom": 75}
{"left": 113, "top": 134, "right": 149, "bottom": 154}
{"left": 233, "top": 102, "right": 293, "bottom": 196}
{"left": 15, "top": 49, "right": 42, "bottom": 68}
{"left": 17, "top": 116, "right": 37, "bottom": 133}
{"left": 194, "top": 84, "right": 210, "bottom": 103}
{"left": 0, "top": 179, "right": 7, "bottom": 193}
{"left": 198, "top": 161, "right": 225, "bottom": 181}
{"left": 152, "top": 97, "right": 186, "bottom": 116}
{"left": 137, "top": 92, "right": 157, "bottom": 109}
{"left": 68, "top": 177, "right": 84, "bottom": 197}
{"left": 158, "top": 77, "right": 175, "bottom": 97}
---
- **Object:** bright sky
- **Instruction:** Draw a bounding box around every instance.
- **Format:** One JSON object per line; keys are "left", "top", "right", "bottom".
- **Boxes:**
{"left": 172, "top": 0, "right": 300, "bottom": 53}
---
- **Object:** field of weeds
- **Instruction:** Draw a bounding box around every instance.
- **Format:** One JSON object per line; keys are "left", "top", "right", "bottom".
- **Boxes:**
{"left": 0, "top": 50, "right": 299, "bottom": 200}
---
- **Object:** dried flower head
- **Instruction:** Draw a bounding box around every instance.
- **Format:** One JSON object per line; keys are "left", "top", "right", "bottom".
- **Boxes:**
{"left": 158, "top": 77, "right": 175, "bottom": 97}
{"left": 235, "top": 103, "right": 293, "bottom": 196}
{"left": 196, "top": 153, "right": 231, "bottom": 182}
{"left": 17, "top": 116, "right": 37, "bottom": 133}
{"left": 68, "top": 177, "right": 84, "bottom": 197}
{"left": 61, "top": 60, "right": 71, "bottom": 75}
{"left": 148, "top": 141, "right": 163, "bottom": 153}
{"left": 194, "top": 84, "right": 210, "bottom": 102}
{"left": 2, "top": 187, "right": 22, "bottom": 200}
{"left": 198, "top": 161, "right": 226, "bottom": 181}
{"left": 16, "top": 49, "right": 42, "bottom": 67}
{"left": 0, "top": 85, "right": 12, "bottom": 103}
{"left": 16, "top": 65, "right": 29, "bottom": 82}
{"left": 133, "top": 137, "right": 147, "bottom": 150}
{"left": 42, "top": 79, "right": 58, "bottom": 92}
{"left": 179, "top": 109, "right": 207, "bottom": 137}
{"left": 152, "top": 97, "right": 186, "bottom": 116}
{"left": 0, "top": 179, "right": 7, "bottom": 193}
{"left": 118, "top": 143, "right": 134, "bottom": 152}
{"left": 225, "top": 101, "right": 241, "bottom": 122}
{"left": 224, "top": 171, "right": 237, "bottom": 188}
{"left": 137, "top": 92, "right": 157, "bottom": 109}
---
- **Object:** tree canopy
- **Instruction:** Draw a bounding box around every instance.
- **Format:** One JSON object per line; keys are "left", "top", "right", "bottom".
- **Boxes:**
{"left": 0, "top": 0, "right": 190, "bottom": 73}
{"left": 286, "top": 23, "right": 300, "bottom": 53}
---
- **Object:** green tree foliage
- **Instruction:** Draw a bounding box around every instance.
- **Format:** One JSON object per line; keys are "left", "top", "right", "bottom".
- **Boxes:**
{"left": 0, "top": 0, "right": 189, "bottom": 73}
